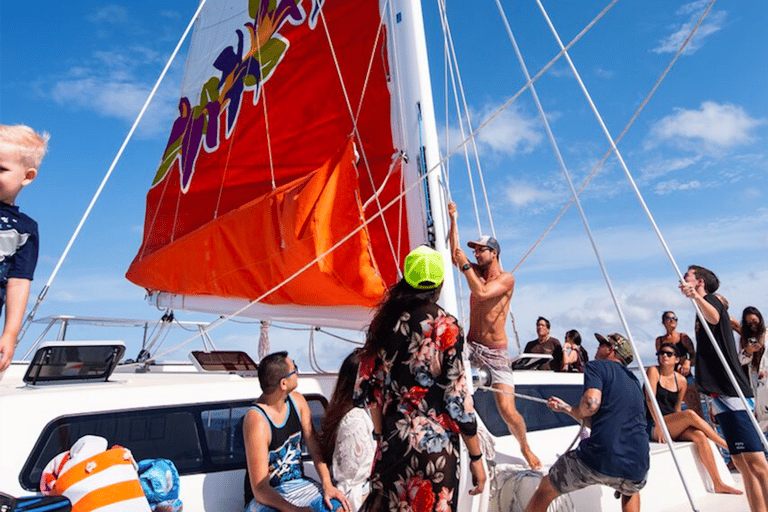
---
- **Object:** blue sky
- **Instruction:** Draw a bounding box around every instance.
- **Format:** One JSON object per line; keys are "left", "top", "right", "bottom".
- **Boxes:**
{"left": 1, "top": 0, "right": 766, "bottom": 372}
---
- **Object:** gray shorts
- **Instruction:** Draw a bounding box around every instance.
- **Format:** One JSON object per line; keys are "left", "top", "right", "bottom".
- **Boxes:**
{"left": 549, "top": 451, "right": 646, "bottom": 497}
{"left": 488, "top": 363, "right": 515, "bottom": 387}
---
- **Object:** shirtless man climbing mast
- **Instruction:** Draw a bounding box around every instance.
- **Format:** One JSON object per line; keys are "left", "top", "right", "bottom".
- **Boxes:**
{"left": 448, "top": 202, "right": 541, "bottom": 470}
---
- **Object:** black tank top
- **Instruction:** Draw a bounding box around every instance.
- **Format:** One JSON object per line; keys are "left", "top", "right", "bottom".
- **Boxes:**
{"left": 243, "top": 395, "right": 304, "bottom": 504}
{"left": 647, "top": 373, "right": 679, "bottom": 422}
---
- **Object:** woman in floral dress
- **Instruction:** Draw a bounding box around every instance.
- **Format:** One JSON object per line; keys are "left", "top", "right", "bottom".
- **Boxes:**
{"left": 353, "top": 246, "right": 485, "bottom": 512}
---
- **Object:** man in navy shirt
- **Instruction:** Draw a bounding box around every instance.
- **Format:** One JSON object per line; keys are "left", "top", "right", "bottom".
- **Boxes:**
{"left": 525, "top": 332, "right": 649, "bottom": 512}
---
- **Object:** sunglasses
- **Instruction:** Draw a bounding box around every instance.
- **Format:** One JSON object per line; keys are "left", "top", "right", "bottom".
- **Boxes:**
{"left": 283, "top": 364, "right": 299, "bottom": 379}
{"left": 664, "top": 316, "right": 678, "bottom": 322}
{"left": 657, "top": 350, "right": 676, "bottom": 357}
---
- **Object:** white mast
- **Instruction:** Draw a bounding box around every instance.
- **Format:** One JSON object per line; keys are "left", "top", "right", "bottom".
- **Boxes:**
{"left": 387, "top": 0, "right": 458, "bottom": 317}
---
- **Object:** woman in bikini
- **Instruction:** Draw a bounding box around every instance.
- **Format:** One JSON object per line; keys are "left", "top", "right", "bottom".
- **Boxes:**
{"left": 646, "top": 343, "right": 742, "bottom": 495}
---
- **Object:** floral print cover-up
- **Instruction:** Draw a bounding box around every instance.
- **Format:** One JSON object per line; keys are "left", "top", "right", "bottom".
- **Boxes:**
{"left": 353, "top": 303, "right": 477, "bottom": 512}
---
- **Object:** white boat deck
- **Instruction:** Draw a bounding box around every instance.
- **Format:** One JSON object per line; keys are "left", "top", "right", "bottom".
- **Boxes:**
{"left": 0, "top": 361, "right": 754, "bottom": 511}
{"left": 489, "top": 424, "right": 751, "bottom": 512}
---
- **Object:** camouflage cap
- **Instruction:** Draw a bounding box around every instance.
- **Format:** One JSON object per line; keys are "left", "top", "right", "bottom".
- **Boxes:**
{"left": 594, "top": 332, "right": 633, "bottom": 366}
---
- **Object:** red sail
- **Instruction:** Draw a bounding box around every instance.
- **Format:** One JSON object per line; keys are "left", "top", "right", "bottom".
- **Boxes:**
{"left": 126, "top": 0, "right": 406, "bottom": 307}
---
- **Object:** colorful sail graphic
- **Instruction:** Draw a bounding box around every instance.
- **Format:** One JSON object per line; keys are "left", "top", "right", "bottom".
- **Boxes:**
{"left": 127, "top": 0, "right": 407, "bottom": 307}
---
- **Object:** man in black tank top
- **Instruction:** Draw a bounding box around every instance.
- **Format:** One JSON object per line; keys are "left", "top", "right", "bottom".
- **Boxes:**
{"left": 243, "top": 352, "right": 349, "bottom": 512}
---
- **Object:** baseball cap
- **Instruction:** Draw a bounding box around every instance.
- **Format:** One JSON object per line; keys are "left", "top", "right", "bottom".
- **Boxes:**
{"left": 404, "top": 246, "right": 445, "bottom": 290}
{"left": 467, "top": 235, "right": 500, "bottom": 255}
{"left": 594, "top": 332, "right": 633, "bottom": 366}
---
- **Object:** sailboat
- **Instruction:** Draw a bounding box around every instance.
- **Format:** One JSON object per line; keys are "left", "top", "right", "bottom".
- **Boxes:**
{"left": 0, "top": 0, "right": 758, "bottom": 511}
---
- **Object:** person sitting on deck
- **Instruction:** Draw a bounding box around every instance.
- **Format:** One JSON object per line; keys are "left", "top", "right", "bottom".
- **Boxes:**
{"left": 655, "top": 310, "right": 704, "bottom": 419}
{"left": 562, "top": 329, "right": 588, "bottom": 373}
{"left": 646, "top": 343, "right": 741, "bottom": 495}
{"left": 523, "top": 317, "right": 563, "bottom": 372}
{"left": 243, "top": 351, "right": 349, "bottom": 512}
{"left": 319, "top": 350, "right": 375, "bottom": 512}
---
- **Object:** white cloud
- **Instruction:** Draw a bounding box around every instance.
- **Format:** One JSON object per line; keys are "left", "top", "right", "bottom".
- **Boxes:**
{"left": 649, "top": 102, "right": 764, "bottom": 150}
{"left": 440, "top": 102, "right": 543, "bottom": 159}
{"left": 45, "top": 46, "right": 182, "bottom": 138}
{"left": 654, "top": 179, "right": 703, "bottom": 195}
{"left": 159, "top": 10, "right": 182, "bottom": 20}
{"left": 508, "top": 208, "right": 768, "bottom": 275}
{"left": 504, "top": 180, "right": 556, "bottom": 208}
{"left": 50, "top": 76, "right": 179, "bottom": 138}
{"left": 86, "top": 5, "right": 129, "bottom": 24}
{"left": 639, "top": 155, "right": 701, "bottom": 182}
{"left": 46, "top": 274, "right": 146, "bottom": 303}
{"left": 652, "top": 3, "right": 726, "bottom": 56}
{"left": 546, "top": 65, "right": 574, "bottom": 79}
{"left": 594, "top": 68, "right": 615, "bottom": 79}
{"left": 493, "top": 264, "right": 768, "bottom": 365}
{"left": 475, "top": 103, "right": 543, "bottom": 157}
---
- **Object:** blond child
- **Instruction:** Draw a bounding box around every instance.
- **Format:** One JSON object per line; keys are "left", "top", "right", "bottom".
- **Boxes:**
{"left": 0, "top": 124, "right": 46, "bottom": 371}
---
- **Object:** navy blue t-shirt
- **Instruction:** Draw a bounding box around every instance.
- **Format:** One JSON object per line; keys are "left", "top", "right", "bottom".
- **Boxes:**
{"left": 575, "top": 359, "right": 649, "bottom": 482}
{"left": 0, "top": 202, "right": 38, "bottom": 311}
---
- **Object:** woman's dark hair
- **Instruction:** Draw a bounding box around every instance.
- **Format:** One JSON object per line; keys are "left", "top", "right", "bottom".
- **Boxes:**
{"left": 362, "top": 279, "right": 442, "bottom": 358}
{"left": 319, "top": 350, "right": 362, "bottom": 465}
{"left": 658, "top": 342, "right": 681, "bottom": 358}
{"left": 566, "top": 329, "right": 582, "bottom": 346}
{"left": 741, "top": 306, "right": 766, "bottom": 372}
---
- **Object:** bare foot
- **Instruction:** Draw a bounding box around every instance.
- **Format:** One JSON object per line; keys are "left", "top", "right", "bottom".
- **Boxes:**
{"left": 713, "top": 482, "right": 743, "bottom": 495}
{"left": 522, "top": 447, "right": 542, "bottom": 470}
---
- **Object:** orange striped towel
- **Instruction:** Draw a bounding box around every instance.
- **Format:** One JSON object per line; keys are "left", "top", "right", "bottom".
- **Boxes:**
{"left": 40, "top": 436, "right": 151, "bottom": 512}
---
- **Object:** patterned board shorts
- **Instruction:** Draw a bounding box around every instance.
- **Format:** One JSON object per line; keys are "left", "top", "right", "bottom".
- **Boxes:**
{"left": 549, "top": 451, "right": 646, "bottom": 497}
{"left": 487, "top": 363, "right": 515, "bottom": 387}
{"left": 245, "top": 478, "right": 342, "bottom": 512}
{"left": 468, "top": 342, "right": 514, "bottom": 387}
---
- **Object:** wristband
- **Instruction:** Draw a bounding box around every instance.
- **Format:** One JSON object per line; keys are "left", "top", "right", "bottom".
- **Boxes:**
{"left": 461, "top": 263, "right": 471, "bottom": 272}
{"left": 468, "top": 452, "right": 483, "bottom": 462}
{"left": 372, "top": 431, "right": 382, "bottom": 442}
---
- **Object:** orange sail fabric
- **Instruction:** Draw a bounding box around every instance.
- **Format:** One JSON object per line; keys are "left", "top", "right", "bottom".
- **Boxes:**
{"left": 127, "top": 140, "right": 386, "bottom": 305}
{"left": 127, "top": 0, "right": 407, "bottom": 306}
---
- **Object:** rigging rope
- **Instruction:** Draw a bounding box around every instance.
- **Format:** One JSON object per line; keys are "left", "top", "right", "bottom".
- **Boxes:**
{"left": 258, "top": 320, "right": 270, "bottom": 359}
{"left": 317, "top": 5, "right": 401, "bottom": 273}
{"left": 436, "top": 0, "right": 495, "bottom": 239}
{"left": 307, "top": 327, "right": 328, "bottom": 373}
{"left": 436, "top": 0, "right": 620, "bottom": 348}
{"left": 476, "top": 384, "right": 586, "bottom": 455}
{"left": 531, "top": 0, "right": 731, "bottom": 509}
{"left": 541, "top": 0, "right": 767, "bottom": 457}
{"left": 510, "top": 0, "right": 714, "bottom": 274}
{"left": 18, "top": 0, "right": 211, "bottom": 340}
{"left": 436, "top": 0, "right": 482, "bottom": 236}
{"left": 26, "top": 0, "right": 615, "bottom": 350}
{"left": 126, "top": 2, "right": 629, "bottom": 365}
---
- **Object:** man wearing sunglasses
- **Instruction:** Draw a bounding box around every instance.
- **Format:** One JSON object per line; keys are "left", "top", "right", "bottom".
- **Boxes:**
{"left": 448, "top": 202, "right": 541, "bottom": 470}
{"left": 243, "top": 351, "right": 350, "bottom": 512}
{"left": 525, "top": 333, "right": 648, "bottom": 512}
